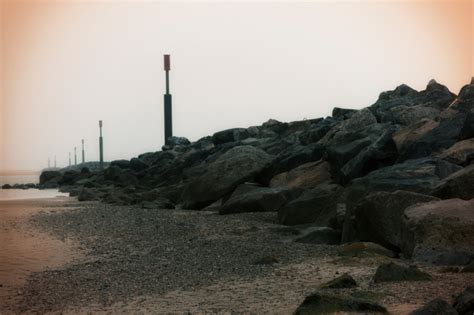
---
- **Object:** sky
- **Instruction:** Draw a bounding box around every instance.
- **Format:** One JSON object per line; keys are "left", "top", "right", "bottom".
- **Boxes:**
{"left": 0, "top": 0, "right": 473, "bottom": 172}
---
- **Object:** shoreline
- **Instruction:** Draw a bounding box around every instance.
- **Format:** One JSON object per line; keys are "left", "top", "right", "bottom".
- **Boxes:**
{"left": 4, "top": 198, "right": 474, "bottom": 313}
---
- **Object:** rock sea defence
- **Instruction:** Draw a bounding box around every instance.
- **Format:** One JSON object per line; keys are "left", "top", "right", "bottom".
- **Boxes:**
{"left": 40, "top": 79, "right": 474, "bottom": 266}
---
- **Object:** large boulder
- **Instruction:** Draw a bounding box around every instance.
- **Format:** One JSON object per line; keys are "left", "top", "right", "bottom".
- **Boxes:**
{"left": 372, "top": 263, "right": 432, "bottom": 283}
{"left": 402, "top": 198, "right": 474, "bottom": 265}
{"left": 370, "top": 81, "right": 455, "bottom": 122}
{"left": 294, "top": 226, "right": 341, "bottom": 245}
{"left": 437, "top": 138, "right": 474, "bottom": 166}
{"left": 212, "top": 128, "right": 249, "bottom": 145}
{"left": 453, "top": 286, "right": 474, "bottom": 315}
{"left": 332, "top": 107, "right": 358, "bottom": 120}
{"left": 269, "top": 160, "right": 332, "bottom": 190}
{"left": 432, "top": 165, "right": 474, "bottom": 200}
{"left": 180, "top": 145, "right": 274, "bottom": 209}
{"left": 381, "top": 104, "right": 440, "bottom": 126}
{"left": 396, "top": 110, "right": 468, "bottom": 162}
{"left": 298, "top": 118, "right": 338, "bottom": 145}
{"left": 349, "top": 158, "right": 461, "bottom": 196}
{"left": 219, "top": 184, "right": 292, "bottom": 215}
{"left": 278, "top": 183, "right": 344, "bottom": 226}
{"left": 294, "top": 292, "right": 387, "bottom": 314}
{"left": 39, "top": 171, "right": 62, "bottom": 187}
{"left": 110, "top": 159, "right": 130, "bottom": 169}
{"left": 410, "top": 299, "right": 458, "bottom": 315}
{"left": 353, "top": 191, "right": 439, "bottom": 251}
{"left": 339, "top": 125, "right": 400, "bottom": 183}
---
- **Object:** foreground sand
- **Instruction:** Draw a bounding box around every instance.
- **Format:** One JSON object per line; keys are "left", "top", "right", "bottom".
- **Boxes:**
{"left": 3, "top": 198, "right": 474, "bottom": 314}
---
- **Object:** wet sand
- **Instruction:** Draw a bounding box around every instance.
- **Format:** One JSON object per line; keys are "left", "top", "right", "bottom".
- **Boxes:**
{"left": 2, "top": 198, "right": 474, "bottom": 314}
{"left": 0, "top": 197, "right": 83, "bottom": 312}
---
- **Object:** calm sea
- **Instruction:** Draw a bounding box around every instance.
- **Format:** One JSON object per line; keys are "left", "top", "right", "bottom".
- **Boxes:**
{"left": 0, "top": 173, "right": 68, "bottom": 201}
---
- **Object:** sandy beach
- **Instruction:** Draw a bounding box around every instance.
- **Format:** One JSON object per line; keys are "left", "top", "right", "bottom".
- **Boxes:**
{"left": 1, "top": 197, "right": 473, "bottom": 314}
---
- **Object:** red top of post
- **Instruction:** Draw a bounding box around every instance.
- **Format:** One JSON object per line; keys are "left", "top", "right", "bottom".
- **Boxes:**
{"left": 164, "top": 54, "right": 170, "bottom": 71}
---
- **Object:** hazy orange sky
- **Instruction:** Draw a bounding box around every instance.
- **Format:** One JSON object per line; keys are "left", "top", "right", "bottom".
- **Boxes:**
{"left": 1, "top": 0, "right": 473, "bottom": 171}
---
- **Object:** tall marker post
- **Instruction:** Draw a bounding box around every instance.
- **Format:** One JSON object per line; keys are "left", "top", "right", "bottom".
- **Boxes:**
{"left": 81, "top": 139, "right": 85, "bottom": 164}
{"left": 163, "top": 54, "right": 173, "bottom": 145}
{"left": 74, "top": 147, "right": 77, "bottom": 166}
{"left": 99, "top": 120, "right": 104, "bottom": 170}
{"left": 69, "top": 152, "right": 71, "bottom": 167}
{"left": 54, "top": 155, "right": 57, "bottom": 168}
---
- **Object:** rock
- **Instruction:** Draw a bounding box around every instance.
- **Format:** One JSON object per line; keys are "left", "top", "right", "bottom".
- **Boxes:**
{"left": 294, "top": 292, "right": 387, "bottom": 314}
{"left": 370, "top": 81, "right": 455, "bottom": 122}
{"left": 453, "top": 286, "right": 474, "bottom": 315}
{"left": 437, "top": 139, "right": 474, "bottom": 166}
{"left": 110, "top": 159, "right": 130, "bottom": 169}
{"left": 278, "top": 183, "right": 344, "bottom": 226}
{"left": 451, "top": 81, "right": 474, "bottom": 112}
{"left": 39, "top": 170, "right": 62, "bottom": 187}
{"left": 459, "top": 112, "right": 474, "bottom": 140}
{"left": 339, "top": 242, "right": 396, "bottom": 258}
{"left": 373, "top": 263, "right": 431, "bottom": 283}
{"left": 339, "top": 125, "right": 400, "bottom": 183}
{"left": 402, "top": 198, "right": 474, "bottom": 265}
{"left": 2, "top": 184, "right": 12, "bottom": 189}
{"left": 382, "top": 104, "right": 440, "bottom": 125}
{"left": 254, "top": 255, "right": 278, "bottom": 265}
{"left": 320, "top": 274, "right": 358, "bottom": 289}
{"left": 349, "top": 158, "right": 461, "bottom": 196}
{"left": 319, "top": 108, "right": 378, "bottom": 146}
{"left": 332, "top": 107, "right": 358, "bottom": 120}
{"left": 295, "top": 227, "right": 341, "bottom": 245}
{"left": 353, "top": 191, "right": 439, "bottom": 251}
{"left": 59, "top": 170, "right": 82, "bottom": 186}
{"left": 212, "top": 128, "right": 249, "bottom": 145}
{"left": 298, "top": 118, "right": 337, "bottom": 145}
{"left": 461, "top": 262, "right": 474, "bottom": 273}
{"left": 410, "top": 298, "right": 458, "bottom": 315}
{"left": 77, "top": 188, "right": 101, "bottom": 201}
{"left": 396, "top": 111, "right": 468, "bottom": 162}
{"left": 167, "top": 136, "right": 190, "bottom": 146}
{"left": 393, "top": 119, "right": 439, "bottom": 154}
{"left": 180, "top": 145, "right": 274, "bottom": 209}
{"left": 269, "top": 160, "right": 332, "bottom": 190}
{"left": 259, "top": 143, "right": 325, "bottom": 184}
{"left": 129, "top": 157, "right": 148, "bottom": 172}
{"left": 433, "top": 165, "right": 474, "bottom": 200}
{"left": 219, "top": 184, "right": 292, "bottom": 215}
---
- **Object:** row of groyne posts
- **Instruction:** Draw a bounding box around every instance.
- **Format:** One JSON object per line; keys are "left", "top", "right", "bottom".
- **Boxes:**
{"left": 47, "top": 54, "right": 174, "bottom": 170}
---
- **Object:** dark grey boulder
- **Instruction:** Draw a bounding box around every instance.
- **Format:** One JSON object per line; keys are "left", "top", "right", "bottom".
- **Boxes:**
{"left": 349, "top": 158, "right": 461, "bottom": 196}
{"left": 270, "top": 160, "right": 332, "bottom": 191}
{"left": 294, "top": 227, "right": 341, "bottom": 245}
{"left": 453, "top": 286, "right": 474, "bottom": 315}
{"left": 212, "top": 128, "right": 249, "bottom": 145}
{"left": 433, "top": 165, "right": 474, "bottom": 200}
{"left": 396, "top": 110, "right": 468, "bottom": 162}
{"left": 294, "top": 292, "right": 387, "bottom": 314}
{"left": 78, "top": 187, "right": 101, "bottom": 201}
{"left": 110, "top": 159, "right": 130, "bottom": 169}
{"left": 410, "top": 298, "right": 458, "bottom": 315}
{"left": 180, "top": 145, "right": 274, "bottom": 209}
{"left": 278, "top": 183, "right": 344, "bottom": 226}
{"left": 339, "top": 125, "right": 400, "bottom": 183}
{"left": 373, "top": 263, "right": 431, "bottom": 283}
{"left": 39, "top": 170, "right": 61, "bottom": 187}
{"left": 167, "top": 136, "right": 190, "bottom": 146}
{"left": 2, "top": 184, "right": 12, "bottom": 189}
{"left": 320, "top": 273, "right": 357, "bottom": 289}
{"left": 298, "top": 118, "right": 338, "bottom": 145}
{"left": 353, "top": 191, "right": 439, "bottom": 251}
{"left": 219, "top": 184, "right": 292, "bottom": 215}
{"left": 402, "top": 198, "right": 474, "bottom": 265}
{"left": 370, "top": 81, "right": 455, "bottom": 122}
{"left": 129, "top": 157, "right": 148, "bottom": 172}
{"left": 437, "top": 139, "right": 474, "bottom": 166}
{"left": 332, "top": 107, "right": 358, "bottom": 120}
